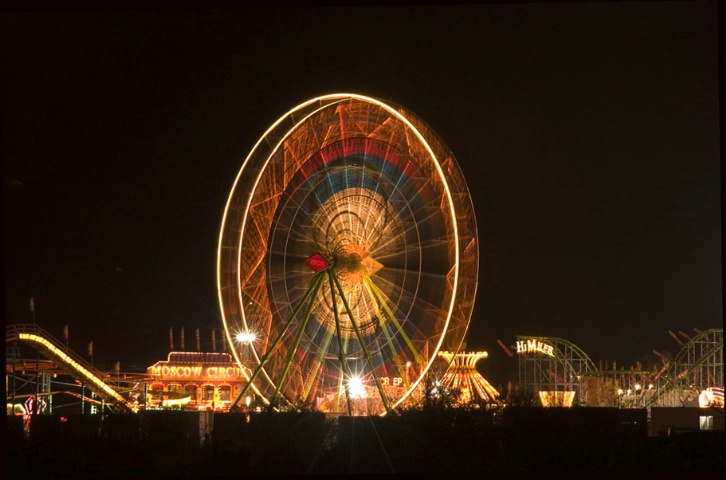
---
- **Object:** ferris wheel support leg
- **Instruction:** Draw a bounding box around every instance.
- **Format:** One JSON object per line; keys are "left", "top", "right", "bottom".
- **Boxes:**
{"left": 327, "top": 269, "right": 353, "bottom": 416}
{"left": 229, "top": 272, "right": 326, "bottom": 412}
{"left": 270, "top": 273, "right": 326, "bottom": 408}
{"left": 362, "top": 274, "right": 424, "bottom": 374}
{"left": 358, "top": 279, "right": 415, "bottom": 391}
{"left": 330, "top": 271, "right": 395, "bottom": 416}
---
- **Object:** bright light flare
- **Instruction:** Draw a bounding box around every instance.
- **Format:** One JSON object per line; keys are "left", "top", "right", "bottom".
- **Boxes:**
{"left": 236, "top": 331, "right": 257, "bottom": 344}
{"left": 347, "top": 374, "right": 367, "bottom": 399}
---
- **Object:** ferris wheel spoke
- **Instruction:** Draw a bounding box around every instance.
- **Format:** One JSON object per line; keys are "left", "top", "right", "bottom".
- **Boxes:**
{"left": 301, "top": 324, "right": 336, "bottom": 405}
{"left": 369, "top": 269, "right": 452, "bottom": 339}
{"left": 361, "top": 273, "right": 423, "bottom": 371}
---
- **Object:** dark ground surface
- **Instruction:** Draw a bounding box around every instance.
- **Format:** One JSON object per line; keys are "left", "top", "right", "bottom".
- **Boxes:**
{"left": 7, "top": 408, "right": 725, "bottom": 478}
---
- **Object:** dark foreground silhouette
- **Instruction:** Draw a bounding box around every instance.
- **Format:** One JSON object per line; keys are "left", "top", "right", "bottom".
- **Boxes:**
{"left": 7, "top": 407, "right": 724, "bottom": 478}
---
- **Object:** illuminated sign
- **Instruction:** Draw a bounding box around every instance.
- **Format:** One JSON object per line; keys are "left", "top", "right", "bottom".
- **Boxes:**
{"left": 150, "top": 365, "right": 245, "bottom": 379}
{"left": 516, "top": 338, "right": 555, "bottom": 357}
{"left": 380, "top": 377, "right": 404, "bottom": 387}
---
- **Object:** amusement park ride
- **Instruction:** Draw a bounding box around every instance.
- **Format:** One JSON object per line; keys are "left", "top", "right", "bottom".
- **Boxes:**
{"left": 215, "top": 94, "right": 479, "bottom": 416}
{"left": 6, "top": 94, "right": 724, "bottom": 416}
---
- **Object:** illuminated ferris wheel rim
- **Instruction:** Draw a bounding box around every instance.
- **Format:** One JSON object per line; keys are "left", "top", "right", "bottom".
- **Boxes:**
{"left": 219, "top": 93, "right": 460, "bottom": 344}
{"left": 216, "top": 93, "right": 476, "bottom": 413}
{"left": 225, "top": 93, "right": 459, "bottom": 288}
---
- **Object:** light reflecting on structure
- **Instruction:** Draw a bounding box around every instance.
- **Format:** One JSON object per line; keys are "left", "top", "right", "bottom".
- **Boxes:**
{"left": 438, "top": 351, "right": 501, "bottom": 406}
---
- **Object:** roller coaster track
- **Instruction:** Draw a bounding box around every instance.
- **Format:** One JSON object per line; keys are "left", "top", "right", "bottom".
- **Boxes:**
{"left": 644, "top": 328, "right": 723, "bottom": 408}
{"left": 6, "top": 324, "right": 139, "bottom": 413}
{"left": 515, "top": 335, "right": 598, "bottom": 404}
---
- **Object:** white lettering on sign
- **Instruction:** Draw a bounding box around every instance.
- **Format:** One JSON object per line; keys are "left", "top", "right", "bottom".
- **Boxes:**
{"left": 516, "top": 339, "right": 555, "bottom": 357}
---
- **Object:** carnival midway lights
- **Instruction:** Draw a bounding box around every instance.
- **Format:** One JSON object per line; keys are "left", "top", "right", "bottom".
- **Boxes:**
{"left": 508, "top": 331, "right": 723, "bottom": 410}
{"left": 6, "top": 94, "right": 722, "bottom": 419}
{"left": 6, "top": 324, "right": 139, "bottom": 415}
{"left": 217, "top": 93, "right": 479, "bottom": 416}
{"left": 699, "top": 387, "right": 724, "bottom": 408}
{"left": 437, "top": 351, "right": 501, "bottom": 406}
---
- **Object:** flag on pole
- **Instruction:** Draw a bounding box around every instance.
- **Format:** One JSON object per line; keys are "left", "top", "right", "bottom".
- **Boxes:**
{"left": 29, "top": 298, "right": 35, "bottom": 313}
{"left": 88, "top": 341, "right": 93, "bottom": 356}
{"left": 63, "top": 325, "right": 69, "bottom": 340}
{"left": 169, "top": 327, "right": 174, "bottom": 351}
{"left": 181, "top": 327, "right": 185, "bottom": 351}
{"left": 196, "top": 328, "right": 200, "bottom": 351}
{"left": 212, "top": 330, "right": 216, "bottom": 352}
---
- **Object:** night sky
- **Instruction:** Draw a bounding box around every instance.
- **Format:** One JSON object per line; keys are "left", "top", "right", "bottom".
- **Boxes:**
{"left": 2, "top": 3, "right": 722, "bottom": 388}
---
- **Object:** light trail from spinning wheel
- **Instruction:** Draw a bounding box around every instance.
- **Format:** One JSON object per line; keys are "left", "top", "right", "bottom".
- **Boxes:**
{"left": 218, "top": 94, "right": 478, "bottom": 416}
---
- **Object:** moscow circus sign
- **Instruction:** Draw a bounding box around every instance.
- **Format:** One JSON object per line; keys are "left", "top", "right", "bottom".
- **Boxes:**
{"left": 150, "top": 365, "right": 245, "bottom": 379}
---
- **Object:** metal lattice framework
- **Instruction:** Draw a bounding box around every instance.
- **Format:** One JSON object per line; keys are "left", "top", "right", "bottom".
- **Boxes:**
{"left": 646, "top": 328, "right": 723, "bottom": 407}
{"left": 515, "top": 335, "right": 597, "bottom": 406}
{"left": 513, "top": 330, "right": 723, "bottom": 408}
{"left": 218, "top": 94, "right": 478, "bottom": 415}
{"left": 6, "top": 324, "right": 140, "bottom": 413}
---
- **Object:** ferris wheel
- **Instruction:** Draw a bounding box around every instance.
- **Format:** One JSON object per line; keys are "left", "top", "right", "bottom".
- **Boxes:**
{"left": 217, "top": 93, "right": 478, "bottom": 415}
